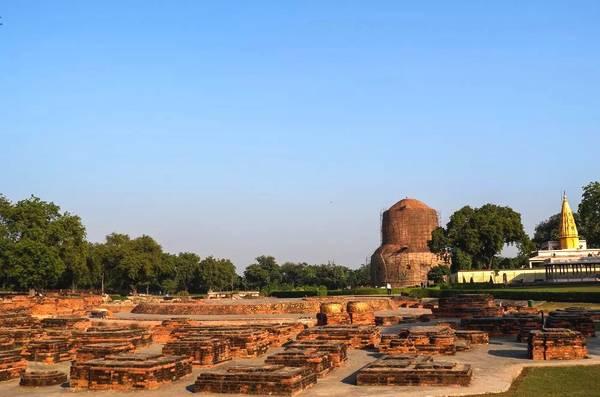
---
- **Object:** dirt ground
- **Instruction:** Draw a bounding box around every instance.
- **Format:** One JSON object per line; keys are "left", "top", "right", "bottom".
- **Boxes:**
{"left": 2, "top": 309, "right": 599, "bottom": 397}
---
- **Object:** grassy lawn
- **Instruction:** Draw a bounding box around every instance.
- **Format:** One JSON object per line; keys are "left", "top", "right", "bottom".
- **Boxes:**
{"left": 468, "top": 365, "right": 600, "bottom": 397}
{"left": 537, "top": 301, "right": 600, "bottom": 311}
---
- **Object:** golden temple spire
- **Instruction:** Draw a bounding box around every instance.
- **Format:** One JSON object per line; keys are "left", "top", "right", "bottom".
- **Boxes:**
{"left": 559, "top": 191, "right": 580, "bottom": 250}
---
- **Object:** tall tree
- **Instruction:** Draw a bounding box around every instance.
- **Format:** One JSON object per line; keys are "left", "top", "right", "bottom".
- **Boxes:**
{"left": 197, "top": 256, "right": 236, "bottom": 292}
{"left": 173, "top": 252, "right": 200, "bottom": 293}
{"left": 429, "top": 204, "right": 529, "bottom": 270}
{"left": 94, "top": 233, "right": 163, "bottom": 294}
{"left": 244, "top": 255, "right": 281, "bottom": 289}
{"left": 0, "top": 195, "right": 87, "bottom": 290}
{"left": 578, "top": 181, "right": 600, "bottom": 248}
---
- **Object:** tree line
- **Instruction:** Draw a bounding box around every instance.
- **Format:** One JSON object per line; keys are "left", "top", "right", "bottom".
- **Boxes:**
{"left": 0, "top": 194, "right": 369, "bottom": 294}
{"left": 0, "top": 181, "right": 598, "bottom": 292}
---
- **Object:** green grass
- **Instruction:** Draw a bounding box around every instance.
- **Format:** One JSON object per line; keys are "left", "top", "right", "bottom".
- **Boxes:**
{"left": 468, "top": 365, "right": 600, "bottom": 397}
{"left": 437, "top": 285, "right": 600, "bottom": 303}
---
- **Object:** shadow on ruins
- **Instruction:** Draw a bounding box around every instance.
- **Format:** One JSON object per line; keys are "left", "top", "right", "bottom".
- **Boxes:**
{"left": 487, "top": 348, "right": 528, "bottom": 359}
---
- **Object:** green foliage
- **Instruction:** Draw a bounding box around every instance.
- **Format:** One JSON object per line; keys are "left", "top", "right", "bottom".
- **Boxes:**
{"left": 427, "top": 265, "right": 450, "bottom": 284}
{"left": 439, "top": 285, "right": 600, "bottom": 303}
{"left": 430, "top": 204, "right": 529, "bottom": 271}
{"left": 578, "top": 181, "right": 600, "bottom": 248}
{"left": 0, "top": 195, "right": 87, "bottom": 290}
{"left": 243, "top": 255, "right": 282, "bottom": 290}
{"left": 269, "top": 287, "right": 327, "bottom": 298}
{"left": 173, "top": 252, "right": 200, "bottom": 292}
{"left": 196, "top": 256, "right": 237, "bottom": 292}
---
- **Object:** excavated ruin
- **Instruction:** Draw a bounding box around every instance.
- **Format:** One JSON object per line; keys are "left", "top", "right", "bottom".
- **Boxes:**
{"left": 23, "top": 338, "right": 73, "bottom": 364}
{"left": 528, "top": 328, "right": 588, "bottom": 360}
{"left": 20, "top": 370, "right": 68, "bottom": 387}
{"left": 0, "top": 338, "right": 27, "bottom": 382}
{"left": 75, "top": 342, "right": 135, "bottom": 362}
{"left": 433, "top": 294, "right": 503, "bottom": 319}
{"left": 162, "top": 337, "right": 231, "bottom": 366}
{"left": 296, "top": 325, "right": 381, "bottom": 349}
{"left": 285, "top": 340, "right": 348, "bottom": 367}
{"left": 70, "top": 352, "right": 192, "bottom": 390}
{"left": 265, "top": 349, "right": 333, "bottom": 377}
{"left": 378, "top": 325, "right": 458, "bottom": 355}
{"left": 460, "top": 313, "right": 542, "bottom": 339}
{"left": 356, "top": 355, "right": 472, "bottom": 386}
{"left": 190, "top": 364, "right": 317, "bottom": 396}
{"left": 546, "top": 311, "right": 596, "bottom": 337}
{"left": 71, "top": 326, "right": 152, "bottom": 348}
{"left": 454, "top": 330, "right": 490, "bottom": 345}
{"left": 170, "top": 326, "right": 272, "bottom": 358}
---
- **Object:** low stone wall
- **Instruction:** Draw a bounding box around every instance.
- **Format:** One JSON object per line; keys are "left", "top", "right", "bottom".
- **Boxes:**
{"left": 265, "top": 350, "right": 333, "bottom": 378}
{"left": 163, "top": 337, "right": 231, "bottom": 366}
{"left": 433, "top": 294, "right": 503, "bottom": 319}
{"left": 528, "top": 328, "right": 588, "bottom": 360}
{"left": 296, "top": 325, "right": 381, "bottom": 349}
{"left": 378, "top": 325, "right": 457, "bottom": 355}
{"left": 546, "top": 311, "right": 595, "bottom": 337}
{"left": 132, "top": 297, "right": 394, "bottom": 316}
{"left": 356, "top": 355, "right": 472, "bottom": 386}
{"left": 190, "top": 364, "right": 317, "bottom": 396}
{"left": 0, "top": 339, "right": 27, "bottom": 382}
{"left": 285, "top": 341, "right": 348, "bottom": 367}
{"left": 20, "top": 370, "right": 67, "bottom": 387}
{"left": 70, "top": 352, "right": 192, "bottom": 390}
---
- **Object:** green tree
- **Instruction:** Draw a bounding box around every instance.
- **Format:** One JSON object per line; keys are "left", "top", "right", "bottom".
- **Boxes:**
{"left": 579, "top": 181, "right": 600, "bottom": 248}
{"left": 427, "top": 265, "right": 450, "bottom": 284}
{"left": 6, "top": 239, "right": 64, "bottom": 289}
{"left": 244, "top": 255, "right": 281, "bottom": 289}
{"left": 197, "top": 256, "right": 236, "bottom": 292}
{"left": 94, "top": 233, "right": 163, "bottom": 294}
{"left": 349, "top": 263, "right": 371, "bottom": 287}
{"left": 0, "top": 195, "right": 87, "bottom": 290}
{"left": 173, "top": 252, "right": 200, "bottom": 293}
{"left": 429, "top": 204, "right": 529, "bottom": 270}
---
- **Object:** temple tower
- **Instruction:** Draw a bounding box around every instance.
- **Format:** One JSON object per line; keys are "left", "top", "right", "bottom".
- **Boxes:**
{"left": 559, "top": 192, "right": 579, "bottom": 250}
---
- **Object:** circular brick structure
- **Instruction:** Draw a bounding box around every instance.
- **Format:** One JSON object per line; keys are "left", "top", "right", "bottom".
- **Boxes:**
{"left": 20, "top": 370, "right": 67, "bottom": 387}
{"left": 371, "top": 198, "right": 449, "bottom": 287}
{"left": 320, "top": 303, "right": 344, "bottom": 314}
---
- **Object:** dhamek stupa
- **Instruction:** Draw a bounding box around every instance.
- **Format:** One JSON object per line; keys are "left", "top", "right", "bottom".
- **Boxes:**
{"left": 371, "top": 198, "right": 450, "bottom": 287}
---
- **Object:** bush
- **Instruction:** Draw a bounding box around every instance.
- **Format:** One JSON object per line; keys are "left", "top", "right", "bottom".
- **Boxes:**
{"left": 439, "top": 288, "right": 600, "bottom": 303}
{"left": 269, "top": 287, "right": 327, "bottom": 298}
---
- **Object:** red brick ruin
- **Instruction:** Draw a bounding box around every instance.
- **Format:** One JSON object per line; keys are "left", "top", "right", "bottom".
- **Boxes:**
{"left": 190, "top": 365, "right": 317, "bottom": 396}
{"left": 379, "top": 325, "right": 458, "bottom": 355}
{"left": 433, "top": 294, "right": 503, "bottom": 318}
{"left": 356, "top": 355, "right": 472, "bottom": 386}
{"left": 528, "top": 328, "right": 588, "bottom": 360}
{"left": 371, "top": 198, "right": 449, "bottom": 287}
{"left": 70, "top": 352, "right": 193, "bottom": 390}
{"left": 20, "top": 370, "right": 68, "bottom": 387}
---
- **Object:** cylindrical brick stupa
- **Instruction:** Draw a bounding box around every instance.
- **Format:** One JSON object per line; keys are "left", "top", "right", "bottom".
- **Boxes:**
{"left": 371, "top": 198, "right": 449, "bottom": 287}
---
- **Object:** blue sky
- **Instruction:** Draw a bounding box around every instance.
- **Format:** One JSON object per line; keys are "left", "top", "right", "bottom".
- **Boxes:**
{"left": 1, "top": 1, "right": 599, "bottom": 270}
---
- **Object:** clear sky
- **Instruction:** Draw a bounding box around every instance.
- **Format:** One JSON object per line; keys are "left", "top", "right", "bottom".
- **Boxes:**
{"left": 1, "top": 1, "right": 599, "bottom": 270}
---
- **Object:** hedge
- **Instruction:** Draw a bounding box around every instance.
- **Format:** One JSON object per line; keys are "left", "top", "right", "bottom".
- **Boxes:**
{"left": 438, "top": 289, "right": 600, "bottom": 303}
{"left": 269, "top": 289, "right": 326, "bottom": 298}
